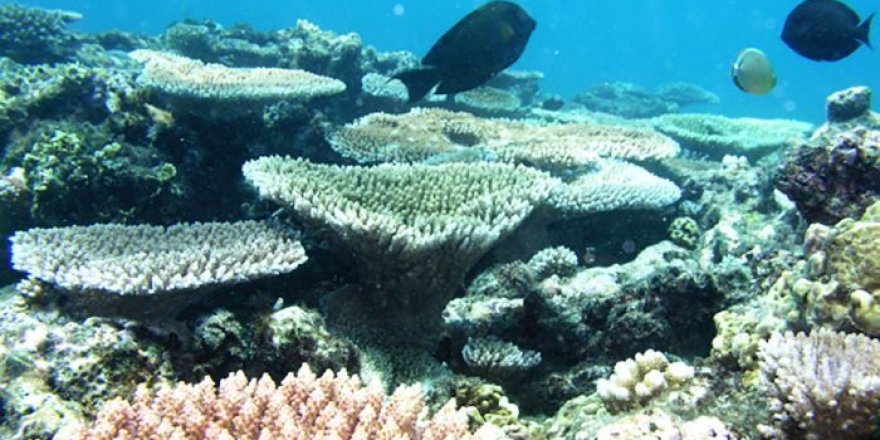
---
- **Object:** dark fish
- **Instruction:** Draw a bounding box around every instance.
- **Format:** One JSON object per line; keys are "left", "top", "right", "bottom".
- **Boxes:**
{"left": 393, "top": 1, "right": 536, "bottom": 103}
{"left": 781, "top": 0, "right": 874, "bottom": 61}
{"left": 542, "top": 96, "right": 566, "bottom": 110}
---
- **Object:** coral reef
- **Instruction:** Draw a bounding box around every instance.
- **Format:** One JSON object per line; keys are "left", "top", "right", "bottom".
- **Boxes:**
{"left": 130, "top": 49, "right": 346, "bottom": 116}
{"left": 59, "top": 364, "right": 481, "bottom": 439}
{"left": 447, "top": 241, "right": 721, "bottom": 374}
{"left": 0, "top": 287, "right": 174, "bottom": 439}
{"left": 651, "top": 113, "right": 812, "bottom": 160}
{"left": 5, "top": 126, "right": 183, "bottom": 226}
{"left": 10, "top": 221, "right": 307, "bottom": 320}
{"left": 777, "top": 127, "right": 880, "bottom": 224}
{"left": 595, "top": 350, "right": 700, "bottom": 414}
{"left": 328, "top": 107, "right": 679, "bottom": 169}
{"left": 243, "top": 157, "right": 553, "bottom": 326}
{"left": 757, "top": 329, "right": 880, "bottom": 440}
{"left": 0, "top": 4, "right": 82, "bottom": 64}
{"left": 0, "top": 6, "right": 877, "bottom": 439}
{"left": 573, "top": 81, "right": 719, "bottom": 118}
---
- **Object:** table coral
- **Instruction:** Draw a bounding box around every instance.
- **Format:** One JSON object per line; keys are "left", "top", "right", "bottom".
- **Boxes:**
{"left": 328, "top": 107, "right": 679, "bottom": 170}
{"left": 130, "top": 49, "right": 346, "bottom": 115}
{"left": 10, "top": 220, "right": 307, "bottom": 320}
{"left": 243, "top": 157, "right": 553, "bottom": 325}
{"left": 652, "top": 113, "right": 811, "bottom": 160}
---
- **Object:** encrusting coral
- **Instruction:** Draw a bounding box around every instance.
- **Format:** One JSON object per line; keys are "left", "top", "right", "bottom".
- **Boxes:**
{"left": 57, "top": 363, "right": 482, "bottom": 440}
{"left": 10, "top": 221, "right": 307, "bottom": 320}
{"left": 757, "top": 329, "right": 880, "bottom": 440}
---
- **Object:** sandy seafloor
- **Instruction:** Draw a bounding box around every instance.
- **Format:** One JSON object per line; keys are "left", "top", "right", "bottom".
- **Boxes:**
{"left": 0, "top": 1, "right": 879, "bottom": 439}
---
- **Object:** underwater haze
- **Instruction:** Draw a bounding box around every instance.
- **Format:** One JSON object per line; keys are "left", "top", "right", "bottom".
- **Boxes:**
{"left": 5, "top": 0, "right": 880, "bottom": 438}
{"left": 13, "top": 0, "right": 880, "bottom": 122}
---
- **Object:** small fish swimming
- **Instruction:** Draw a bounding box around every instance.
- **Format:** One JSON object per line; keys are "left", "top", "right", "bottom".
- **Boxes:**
{"left": 393, "top": 1, "right": 536, "bottom": 103}
{"left": 781, "top": 0, "right": 874, "bottom": 61}
{"left": 731, "top": 48, "right": 777, "bottom": 95}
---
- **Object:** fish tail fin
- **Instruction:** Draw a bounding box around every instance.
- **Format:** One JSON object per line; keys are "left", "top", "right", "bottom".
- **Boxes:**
{"left": 392, "top": 68, "right": 441, "bottom": 103}
{"left": 856, "top": 13, "right": 874, "bottom": 48}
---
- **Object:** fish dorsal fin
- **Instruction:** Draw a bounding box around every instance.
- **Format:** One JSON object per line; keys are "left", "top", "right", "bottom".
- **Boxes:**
{"left": 856, "top": 13, "right": 874, "bottom": 48}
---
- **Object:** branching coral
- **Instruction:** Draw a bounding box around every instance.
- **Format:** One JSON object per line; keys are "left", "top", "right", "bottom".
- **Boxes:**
{"left": 546, "top": 158, "right": 681, "bottom": 216}
{"left": 0, "top": 4, "right": 81, "bottom": 64}
{"left": 10, "top": 221, "right": 307, "bottom": 320}
{"left": 651, "top": 113, "right": 812, "bottom": 160}
{"left": 757, "top": 329, "right": 880, "bottom": 440}
{"left": 129, "top": 49, "right": 345, "bottom": 113}
{"left": 461, "top": 336, "right": 542, "bottom": 382}
{"left": 242, "top": 157, "right": 553, "bottom": 321}
{"left": 58, "top": 364, "right": 478, "bottom": 440}
{"left": 328, "top": 108, "right": 679, "bottom": 170}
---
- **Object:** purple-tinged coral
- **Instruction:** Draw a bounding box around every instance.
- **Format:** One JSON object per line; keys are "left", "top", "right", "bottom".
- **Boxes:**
{"left": 757, "top": 329, "right": 880, "bottom": 440}
{"left": 776, "top": 127, "right": 880, "bottom": 224}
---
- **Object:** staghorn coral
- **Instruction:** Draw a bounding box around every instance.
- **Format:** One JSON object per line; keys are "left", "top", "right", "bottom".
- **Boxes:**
{"left": 546, "top": 158, "right": 681, "bottom": 217}
{"left": 328, "top": 108, "right": 679, "bottom": 170}
{"left": 757, "top": 329, "right": 880, "bottom": 440}
{"left": 10, "top": 221, "right": 307, "bottom": 320}
{"left": 651, "top": 113, "right": 811, "bottom": 160}
{"left": 242, "top": 157, "right": 553, "bottom": 323}
{"left": 58, "top": 363, "right": 480, "bottom": 440}
{"left": 129, "top": 49, "right": 345, "bottom": 114}
{"left": 0, "top": 4, "right": 81, "bottom": 64}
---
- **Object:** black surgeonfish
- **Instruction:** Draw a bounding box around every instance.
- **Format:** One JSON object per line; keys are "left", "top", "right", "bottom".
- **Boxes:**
{"left": 782, "top": 0, "right": 874, "bottom": 61}
{"left": 393, "top": 1, "right": 536, "bottom": 103}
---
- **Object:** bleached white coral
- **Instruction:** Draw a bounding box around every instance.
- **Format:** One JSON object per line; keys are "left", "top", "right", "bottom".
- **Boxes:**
{"left": 243, "top": 157, "right": 554, "bottom": 316}
{"left": 548, "top": 158, "right": 682, "bottom": 216}
{"left": 10, "top": 220, "right": 307, "bottom": 295}
{"left": 596, "top": 349, "right": 696, "bottom": 413}
{"left": 130, "top": 49, "right": 346, "bottom": 102}
{"left": 757, "top": 329, "right": 880, "bottom": 440}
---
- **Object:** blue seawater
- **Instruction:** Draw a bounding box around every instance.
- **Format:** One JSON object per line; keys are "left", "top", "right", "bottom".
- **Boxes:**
{"left": 10, "top": 0, "right": 880, "bottom": 122}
